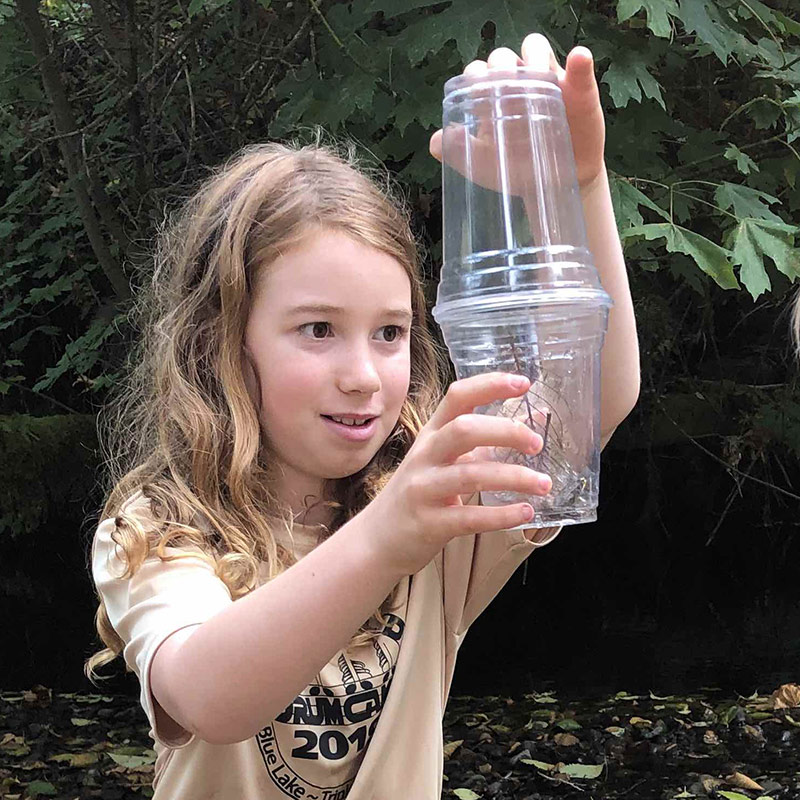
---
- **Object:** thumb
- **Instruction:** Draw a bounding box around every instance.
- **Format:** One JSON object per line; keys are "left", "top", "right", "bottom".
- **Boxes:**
{"left": 565, "top": 46, "right": 596, "bottom": 85}
{"left": 562, "top": 46, "right": 599, "bottom": 112}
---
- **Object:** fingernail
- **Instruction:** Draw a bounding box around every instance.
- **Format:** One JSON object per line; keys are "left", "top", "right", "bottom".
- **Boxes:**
{"left": 520, "top": 504, "right": 534, "bottom": 521}
{"left": 529, "top": 433, "right": 543, "bottom": 454}
{"left": 539, "top": 476, "right": 552, "bottom": 494}
{"left": 510, "top": 375, "right": 528, "bottom": 390}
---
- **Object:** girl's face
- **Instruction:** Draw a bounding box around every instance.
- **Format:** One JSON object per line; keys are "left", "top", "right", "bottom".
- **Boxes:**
{"left": 245, "top": 229, "right": 413, "bottom": 515}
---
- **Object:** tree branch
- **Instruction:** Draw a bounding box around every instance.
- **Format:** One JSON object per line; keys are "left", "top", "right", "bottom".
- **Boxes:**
{"left": 14, "top": 0, "right": 131, "bottom": 301}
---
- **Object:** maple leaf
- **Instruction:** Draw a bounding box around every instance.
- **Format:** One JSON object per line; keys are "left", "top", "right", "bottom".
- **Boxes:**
{"left": 616, "top": 0, "right": 678, "bottom": 38}
{"left": 675, "top": 0, "right": 744, "bottom": 64}
{"left": 391, "top": 0, "right": 552, "bottom": 66}
{"left": 602, "top": 53, "right": 664, "bottom": 109}
{"left": 723, "top": 144, "right": 758, "bottom": 175}
{"left": 714, "top": 183, "right": 781, "bottom": 222}
{"left": 729, "top": 218, "right": 799, "bottom": 299}
{"left": 610, "top": 175, "right": 670, "bottom": 232}
{"left": 622, "top": 223, "right": 738, "bottom": 289}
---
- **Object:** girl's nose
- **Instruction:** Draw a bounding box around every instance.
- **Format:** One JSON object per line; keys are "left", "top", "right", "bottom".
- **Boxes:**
{"left": 337, "top": 346, "right": 381, "bottom": 395}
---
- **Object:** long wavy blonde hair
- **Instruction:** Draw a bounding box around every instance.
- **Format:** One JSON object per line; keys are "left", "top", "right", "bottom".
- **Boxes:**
{"left": 86, "top": 141, "right": 445, "bottom": 681}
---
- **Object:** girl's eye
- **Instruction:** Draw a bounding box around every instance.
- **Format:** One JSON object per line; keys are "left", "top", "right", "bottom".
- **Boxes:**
{"left": 300, "top": 322, "right": 332, "bottom": 339}
{"left": 378, "top": 325, "right": 406, "bottom": 343}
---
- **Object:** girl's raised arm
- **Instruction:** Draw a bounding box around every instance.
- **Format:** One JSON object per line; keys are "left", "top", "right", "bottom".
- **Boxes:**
{"left": 150, "top": 372, "right": 548, "bottom": 744}
{"left": 430, "top": 36, "right": 640, "bottom": 445}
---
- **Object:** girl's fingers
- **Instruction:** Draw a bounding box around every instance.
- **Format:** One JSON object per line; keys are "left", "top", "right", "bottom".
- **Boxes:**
{"left": 464, "top": 59, "right": 489, "bottom": 78}
{"left": 430, "top": 373, "right": 531, "bottom": 430}
{"left": 521, "top": 33, "right": 564, "bottom": 80}
{"left": 562, "top": 46, "right": 600, "bottom": 113}
{"left": 560, "top": 45, "right": 605, "bottom": 186}
{"left": 432, "top": 413, "right": 542, "bottom": 464}
{"left": 427, "top": 461, "right": 552, "bottom": 500}
{"left": 429, "top": 128, "right": 443, "bottom": 162}
{"left": 442, "top": 502, "right": 536, "bottom": 538}
{"left": 486, "top": 47, "right": 521, "bottom": 70}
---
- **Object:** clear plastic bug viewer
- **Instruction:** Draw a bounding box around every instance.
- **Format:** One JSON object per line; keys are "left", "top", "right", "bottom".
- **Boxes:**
{"left": 432, "top": 66, "right": 612, "bottom": 527}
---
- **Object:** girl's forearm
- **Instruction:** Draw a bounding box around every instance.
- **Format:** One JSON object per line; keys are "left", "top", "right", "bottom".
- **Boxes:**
{"left": 520, "top": 168, "right": 639, "bottom": 438}
{"left": 580, "top": 167, "right": 640, "bottom": 437}
{"left": 151, "top": 514, "right": 403, "bottom": 745}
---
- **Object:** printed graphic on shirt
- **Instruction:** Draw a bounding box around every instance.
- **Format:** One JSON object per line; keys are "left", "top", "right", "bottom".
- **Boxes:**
{"left": 256, "top": 613, "right": 405, "bottom": 799}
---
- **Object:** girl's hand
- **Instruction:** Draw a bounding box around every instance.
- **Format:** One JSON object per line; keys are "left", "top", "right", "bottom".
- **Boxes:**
{"left": 429, "top": 33, "right": 606, "bottom": 193}
{"left": 358, "top": 373, "right": 551, "bottom": 578}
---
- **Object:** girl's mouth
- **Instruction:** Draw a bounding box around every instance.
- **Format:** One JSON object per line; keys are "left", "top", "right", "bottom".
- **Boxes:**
{"left": 321, "top": 415, "right": 378, "bottom": 442}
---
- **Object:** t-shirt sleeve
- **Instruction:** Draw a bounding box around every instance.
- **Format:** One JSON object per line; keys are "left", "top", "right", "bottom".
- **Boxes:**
{"left": 438, "top": 495, "right": 562, "bottom": 636}
{"left": 91, "top": 498, "right": 233, "bottom": 748}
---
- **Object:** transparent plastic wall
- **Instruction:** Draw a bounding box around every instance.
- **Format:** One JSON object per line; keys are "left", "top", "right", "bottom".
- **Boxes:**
{"left": 438, "top": 68, "right": 601, "bottom": 310}
{"left": 433, "top": 67, "right": 613, "bottom": 527}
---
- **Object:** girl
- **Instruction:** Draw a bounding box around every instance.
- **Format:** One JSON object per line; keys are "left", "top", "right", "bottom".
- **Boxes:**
{"left": 88, "top": 34, "right": 639, "bottom": 799}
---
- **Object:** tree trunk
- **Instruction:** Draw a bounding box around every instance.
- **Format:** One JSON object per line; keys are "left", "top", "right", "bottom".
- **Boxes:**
{"left": 15, "top": 0, "right": 131, "bottom": 301}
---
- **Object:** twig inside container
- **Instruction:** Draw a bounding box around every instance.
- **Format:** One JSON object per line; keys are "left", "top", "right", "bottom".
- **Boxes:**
{"left": 538, "top": 410, "right": 552, "bottom": 471}
{"left": 509, "top": 339, "right": 535, "bottom": 434}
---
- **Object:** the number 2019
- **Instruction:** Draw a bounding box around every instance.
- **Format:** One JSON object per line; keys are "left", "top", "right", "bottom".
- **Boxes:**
{"left": 291, "top": 719, "right": 379, "bottom": 761}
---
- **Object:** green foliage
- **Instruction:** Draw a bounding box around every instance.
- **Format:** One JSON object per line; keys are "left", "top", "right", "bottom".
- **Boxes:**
{"left": 2, "top": 0, "right": 799, "bottom": 395}
{"left": 0, "top": 0, "right": 799, "bottom": 527}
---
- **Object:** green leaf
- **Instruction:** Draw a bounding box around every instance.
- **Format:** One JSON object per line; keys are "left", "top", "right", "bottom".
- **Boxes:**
{"left": 718, "top": 793, "right": 750, "bottom": 800}
{"left": 747, "top": 97, "right": 783, "bottom": 130}
{"left": 602, "top": 54, "right": 664, "bottom": 109}
{"left": 676, "top": 0, "right": 741, "bottom": 63}
{"left": 187, "top": 0, "right": 234, "bottom": 16}
{"left": 93, "top": 93, "right": 120, "bottom": 116}
{"left": 720, "top": 703, "right": 743, "bottom": 725}
{"left": 26, "top": 782, "right": 57, "bottom": 798}
{"left": 750, "top": 219, "right": 800, "bottom": 278}
{"left": 730, "top": 217, "right": 800, "bottom": 298}
{"left": 740, "top": 0, "right": 800, "bottom": 36}
{"left": 732, "top": 219, "right": 771, "bottom": 299}
{"left": 50, "top": 752, "right": 99, "bottom": 766}
{"left": 715, "top": 183, "right": 781, "bottom": 222}
{"left": 107, "top": 751, "right": 157, "bottom": 768}
{"left": 561, "top": 763, "right": 604, "bottom": 779}
{"left": 617, "top": 0, "right": 678, "bottom": 38}
{"left": 724, "top": 144, "right": 758, "bottom": 175}
{"left": 25, "top": 271, "right": 78, "bottom": 306}
{"left": 70, "top": 717, "right": 96, "bottom": 726}
{"left": 520, "top": 758, "right": 556, "bottom": 771}
{"left": 393, "top": 78, "right": 441, "bottom": 134}
{"left": 622, "top": 223, "right": 738, "bottom": 288}
{"left": 453, "top": 790, "right": 481, "bottom": 800}
{"left": 555, "top": 718, "right": 582, "bottom": 731}
{"left": 393, "top": 0, "right": 552, "bottom": 66}
{"left": 526, "top": 690, "right": 558, "bottom": 703}
{"left": 609, "top": 176, "right": 670, "bottom": 230}
{"left": 32, "top": 315, "right": 118, "bottom": 392}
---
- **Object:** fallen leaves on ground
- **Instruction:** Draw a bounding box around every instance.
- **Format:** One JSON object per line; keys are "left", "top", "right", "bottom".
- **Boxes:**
{"left": 770, "top": 683, "right": 800, "bottom": 710}
{"left": 441, "top": 684, "right": 800, "bottom": 798}
{"left": 1, "top": 684, "right": 800, "bottom": 798}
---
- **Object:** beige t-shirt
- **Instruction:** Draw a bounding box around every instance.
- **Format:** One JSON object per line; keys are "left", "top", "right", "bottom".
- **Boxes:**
{"left": 92, "top": 492, "right": 558, "bottom": 799}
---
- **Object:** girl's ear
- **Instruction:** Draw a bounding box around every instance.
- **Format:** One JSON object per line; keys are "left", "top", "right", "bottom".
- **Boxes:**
{"left": 242, "top": 348, "right": 262, "bottom": 414}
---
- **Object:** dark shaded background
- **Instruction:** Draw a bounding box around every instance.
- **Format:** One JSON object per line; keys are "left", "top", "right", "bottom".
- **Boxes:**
{"left": 5, "top": 430, "right": 798, "bottom": 700}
